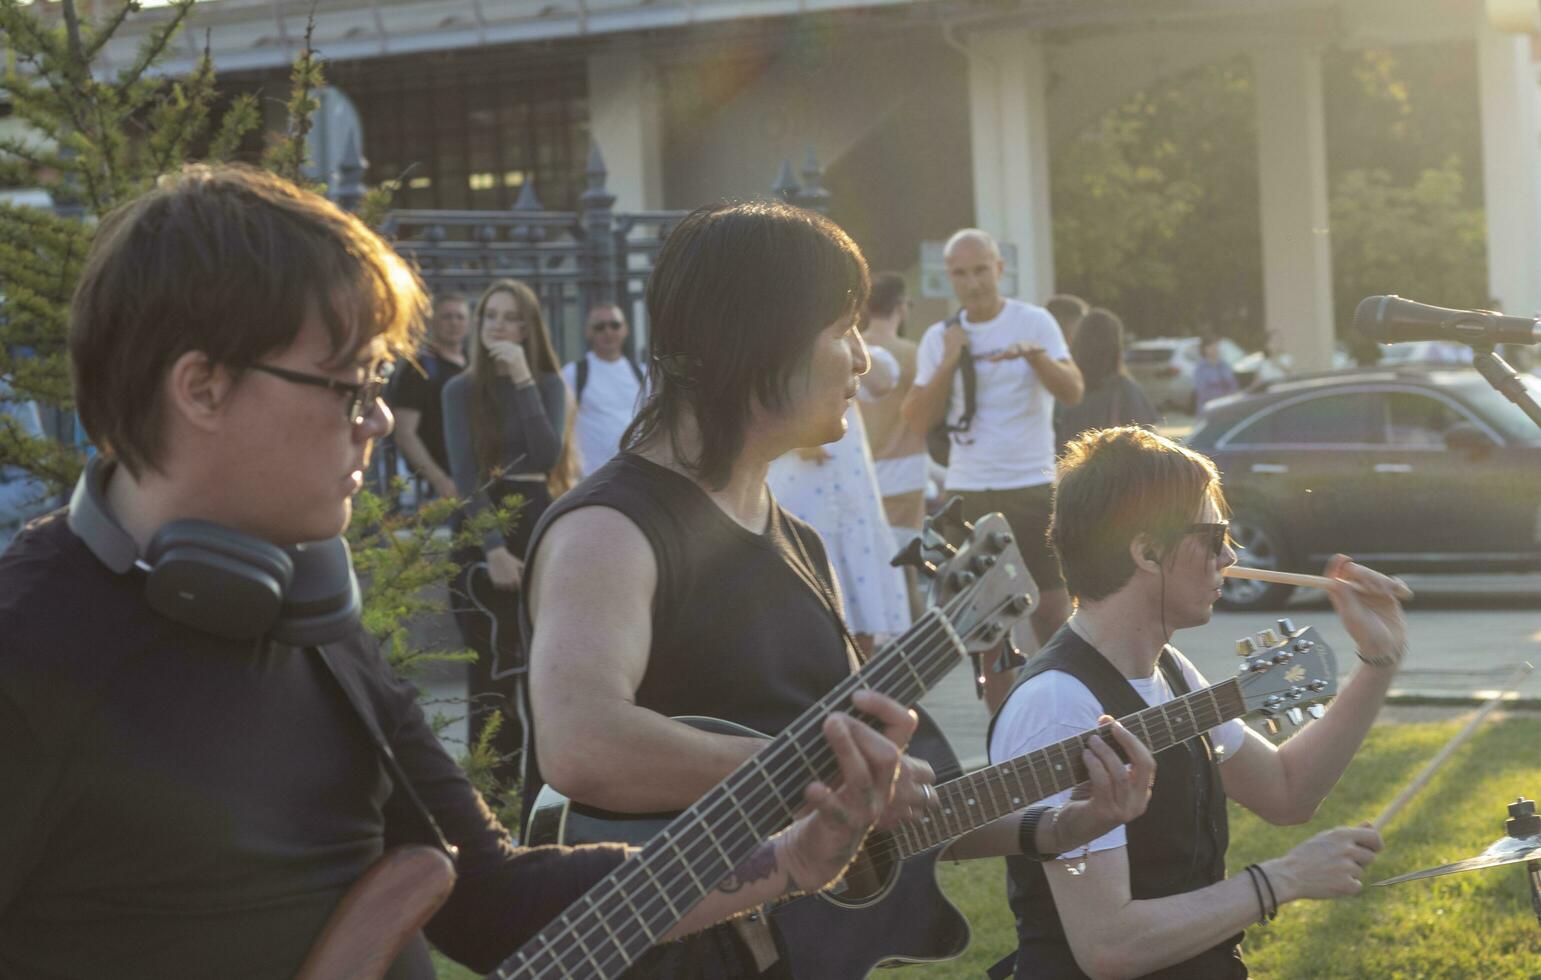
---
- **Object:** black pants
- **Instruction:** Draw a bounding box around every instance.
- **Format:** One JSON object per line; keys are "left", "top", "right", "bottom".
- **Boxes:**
{"left": 451, "top": 477, "right": 552, "bottom": 789}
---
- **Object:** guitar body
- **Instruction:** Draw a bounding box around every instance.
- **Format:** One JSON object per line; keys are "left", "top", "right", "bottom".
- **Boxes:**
{"left": 524, "top": 711, "right": 969, "bottom": 979}
{"left": 295, "top": 845, "right": 458, "bottom": 980}
{"left": 772, "top": 709, "right": 969, "bottom": 979}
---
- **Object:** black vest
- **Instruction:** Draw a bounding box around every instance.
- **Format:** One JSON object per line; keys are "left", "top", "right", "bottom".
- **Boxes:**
{"left": 986, "top": 627, "right": 1245, "bottom": 980}
{"left": 518, "top": 453, "right": 857, "bottom": 820}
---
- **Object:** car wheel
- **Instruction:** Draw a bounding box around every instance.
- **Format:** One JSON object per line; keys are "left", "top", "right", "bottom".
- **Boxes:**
{"left": 1218, "top": 511, "right": 1294, "bottom": 611}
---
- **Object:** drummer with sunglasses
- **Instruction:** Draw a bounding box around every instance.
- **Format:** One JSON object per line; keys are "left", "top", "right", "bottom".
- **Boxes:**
{"left": 982, "top": 425, "right": 1413, "bottom": 980}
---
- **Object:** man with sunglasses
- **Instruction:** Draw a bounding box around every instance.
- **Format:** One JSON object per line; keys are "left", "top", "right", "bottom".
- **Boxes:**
{"left": 985, "top": 426, "right": 1413, "bottom": 980}
{"left": 0, "top": 166, "right": 916, "bottom": 979}
{"left": 562, "top": 302, "right": 646, "bottom": 478}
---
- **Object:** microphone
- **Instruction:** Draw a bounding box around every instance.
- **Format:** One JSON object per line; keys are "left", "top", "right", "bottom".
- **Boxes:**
{"left": 1354, "top": 295, "right": 1541, "bottom": 346}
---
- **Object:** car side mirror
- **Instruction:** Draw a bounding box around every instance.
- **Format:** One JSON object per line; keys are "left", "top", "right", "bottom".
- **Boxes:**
{"left": 1444, "top": 422, "right": 1497, "bottom": 455}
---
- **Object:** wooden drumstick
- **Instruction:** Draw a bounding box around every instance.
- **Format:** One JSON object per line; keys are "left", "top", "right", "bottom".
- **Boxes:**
{"left": 1224, "top": 566, "right": 1368, "bottom": 592}
{"left": 1371, "top": 661, "right": 1535, "bottom": 833}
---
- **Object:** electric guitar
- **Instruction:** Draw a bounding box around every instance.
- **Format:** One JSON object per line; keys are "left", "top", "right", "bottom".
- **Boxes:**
{"left": 487, "top": 510, "right": 1033, "bottom": 978}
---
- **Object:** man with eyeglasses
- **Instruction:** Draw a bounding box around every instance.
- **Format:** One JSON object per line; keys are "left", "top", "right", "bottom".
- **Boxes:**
{"left": 562, "top": 302, "right": 646, "bottom": 478}
{"left": 0, "top": 166, "right": 916, "bottom": 979}
{"left": 984, "top": 425, "right": 1413, "bottom": 980}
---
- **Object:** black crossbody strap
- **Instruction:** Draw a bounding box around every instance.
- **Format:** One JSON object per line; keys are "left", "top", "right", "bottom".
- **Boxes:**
{"left": 312, "top": 644, "right": 458, "bottom": 861}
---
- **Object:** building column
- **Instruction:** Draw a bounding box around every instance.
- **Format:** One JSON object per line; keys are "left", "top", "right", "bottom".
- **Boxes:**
{"left": 1477, "top": 19, "right": 1541, "bottom": 316}
{"left": 586, "top": 45, "right": 663, "bottom": 211}
{"left": 1253, "top": 45, "right": 1335, "bottom": 371}
{"left": 963, "top": 28, "right": 1055, "bottom": 303}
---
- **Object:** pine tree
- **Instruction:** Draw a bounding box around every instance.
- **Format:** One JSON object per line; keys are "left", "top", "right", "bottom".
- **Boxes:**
{"left": 0, "top": 0, "right": 520, "bottom": 819}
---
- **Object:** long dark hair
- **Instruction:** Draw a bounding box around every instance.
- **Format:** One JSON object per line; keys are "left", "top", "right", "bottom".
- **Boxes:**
{"left": 468, "top": 279, "right": 579, "bottom": 496}
{"left": 622, "top": 202, "right": 870, "bottom": 488}
{"left": 1069, "top": 307, "right": 1126, "bottom": 391}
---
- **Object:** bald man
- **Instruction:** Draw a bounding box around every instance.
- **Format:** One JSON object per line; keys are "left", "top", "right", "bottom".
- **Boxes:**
{"left": 901, "top": 229, "right": 1083, "bottom": 711}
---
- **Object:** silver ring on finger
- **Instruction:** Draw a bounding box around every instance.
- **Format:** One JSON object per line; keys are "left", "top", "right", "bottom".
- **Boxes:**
{"left": 922, "top": 784, "right": 935, "bottom": 807}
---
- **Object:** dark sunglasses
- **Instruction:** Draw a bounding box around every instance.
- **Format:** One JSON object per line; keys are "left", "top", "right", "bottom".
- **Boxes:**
{"left": 1187, "top": 521, "right": 1231, "bottom": 558}
{"left": 250, "top": 362, "right": 395, "bottom": 425}
{"left": 590, "top": 319, "right": 625, "bottom": 332}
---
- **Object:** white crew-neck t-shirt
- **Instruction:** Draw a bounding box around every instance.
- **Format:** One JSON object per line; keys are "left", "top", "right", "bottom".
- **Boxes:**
{"left": 913, "top": 298, "right": 1070, "bottom": 491}
{"left": 561, "top": 353, "right": 646, "bottom": 477}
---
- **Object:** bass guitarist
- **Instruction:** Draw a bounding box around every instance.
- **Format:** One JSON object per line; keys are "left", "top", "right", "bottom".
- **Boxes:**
{"left": 520, "top": 201, "right": 1157, "bottom": 978}
{"left": 0, "top": 166, "right": 915, "bottom": 980}
{"left": 984, "top": 426, "right": 1411, "bottom": 979}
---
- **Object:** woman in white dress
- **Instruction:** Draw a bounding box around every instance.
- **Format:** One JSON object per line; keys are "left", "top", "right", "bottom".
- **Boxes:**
{"left": 768, "top": 346, "right": 912, "bottom": 656}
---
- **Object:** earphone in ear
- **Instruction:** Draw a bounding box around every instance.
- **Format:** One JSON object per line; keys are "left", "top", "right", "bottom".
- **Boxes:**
{"left": 67, "top": 455, "right": 361, "bottom": 645}
{"left": 1145, "top": 550, "right": 1158, "bottom": 562}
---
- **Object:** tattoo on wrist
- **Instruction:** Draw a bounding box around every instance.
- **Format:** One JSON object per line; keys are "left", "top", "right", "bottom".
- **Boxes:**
{"left": 717, "top": 841, "right": 782, "bottom": 894}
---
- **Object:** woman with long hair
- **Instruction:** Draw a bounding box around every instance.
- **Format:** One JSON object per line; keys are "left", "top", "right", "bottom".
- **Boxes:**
{"left": 1053, "top": 307, "right": 1159, "bottom": 454}
{"left": 442, "top": 278, "right": 577, "bottom": 787}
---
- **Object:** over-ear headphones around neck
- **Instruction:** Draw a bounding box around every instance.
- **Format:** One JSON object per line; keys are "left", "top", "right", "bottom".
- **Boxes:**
{"left": 67, "top": 455, "right": 361, "bottom": 645}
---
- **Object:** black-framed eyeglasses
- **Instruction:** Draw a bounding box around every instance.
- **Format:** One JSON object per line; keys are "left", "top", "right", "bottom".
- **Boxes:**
{"left": 1188, "top": 521, "right": 1231, "bottom": 558}
{"left": 590, "top": 319, "right": 625, "bottom": 332}
{"left": 249, "top": 362, "right": 395, "bottom": 424}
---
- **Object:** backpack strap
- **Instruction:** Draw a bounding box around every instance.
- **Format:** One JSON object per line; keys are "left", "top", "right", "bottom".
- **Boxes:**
{"left": 574, "top": 356, "right": 589, "bottom": 406}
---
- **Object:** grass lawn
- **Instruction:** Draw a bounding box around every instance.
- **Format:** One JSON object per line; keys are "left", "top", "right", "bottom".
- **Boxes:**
{"left": 436, "top": 714, "right": 1541, "bottom": 978}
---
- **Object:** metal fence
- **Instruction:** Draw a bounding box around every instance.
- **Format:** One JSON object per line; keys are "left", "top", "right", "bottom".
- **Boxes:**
{"left": 361, "top": 140, "right": 834, "bottom": 503}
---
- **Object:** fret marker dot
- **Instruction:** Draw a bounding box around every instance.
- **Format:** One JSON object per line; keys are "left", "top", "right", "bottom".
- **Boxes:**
{"left": 967, "top": 798, "right": 976, "bottom": 806}
{"left": 1013, "top": 797, "right": 1021, "bottom": 804}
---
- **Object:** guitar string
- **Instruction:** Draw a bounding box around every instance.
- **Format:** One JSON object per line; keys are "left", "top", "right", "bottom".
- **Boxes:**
{"left": 857, "top": 683, "right": 1238, "bottom": 865}
{"left": 486, "top": 585, "right": 980, "bottom": 973}
{"left": 494, "top": 604, "right": 963, "bottom": 978}
{"left": 492, "top": 586, "right": 986, "bottom": 978}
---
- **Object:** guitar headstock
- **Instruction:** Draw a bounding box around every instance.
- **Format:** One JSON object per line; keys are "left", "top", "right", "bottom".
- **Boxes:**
{"left": 892, "top": 500, "right": 1033, "bottom": 694}
{"left": 1234, "top": 619, "right": 1339, "bottom": 735}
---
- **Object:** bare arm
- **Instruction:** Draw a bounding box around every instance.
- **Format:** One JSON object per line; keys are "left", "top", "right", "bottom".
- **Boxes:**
{"left": 527, "top": 507, "right": 767, "bottom": 812}
{"left": 1048, "top": 825, "right": 1381, "bottom": 979}
{"left": 1029, "top": 353, "right": 1085, "bottom": 405}
{"left": 392, "top": 407, "right": 458, "bottom": 499}
{"left": 900, "top": 325, "right": 965, "bottom": 435}
{"left": 1219, "top": 557, "right": 1410, "bottom": 825}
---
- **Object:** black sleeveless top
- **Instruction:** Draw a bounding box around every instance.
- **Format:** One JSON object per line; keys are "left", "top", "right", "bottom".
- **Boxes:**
{"left": 518, "top": 452, "right": 859, "bottom": 817}
{"left": 986, "top": 627, "right": 1244, "bottom": 980}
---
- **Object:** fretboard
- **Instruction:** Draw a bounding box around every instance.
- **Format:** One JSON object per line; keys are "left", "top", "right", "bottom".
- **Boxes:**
{"left": 894, "top": 675, "right": 1247, "bottom": 856}
{"left": 491, "top": 604, "right": 975, "bottom": 978}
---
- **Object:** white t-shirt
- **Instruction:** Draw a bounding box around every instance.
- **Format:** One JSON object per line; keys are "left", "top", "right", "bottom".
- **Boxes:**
{"left": 914, "top": 298, "right": 1070, "bottom": 490}
{"left": 988, "top": 648, "right": 1248, "bottom": 858}
{"left": 561, "top": 353, "right": 646, "bottom": 478}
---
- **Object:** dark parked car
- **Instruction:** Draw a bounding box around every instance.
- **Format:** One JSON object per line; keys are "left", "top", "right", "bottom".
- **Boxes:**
{"left": 1186, "top": 366, "right": 1541, "bottom": 611}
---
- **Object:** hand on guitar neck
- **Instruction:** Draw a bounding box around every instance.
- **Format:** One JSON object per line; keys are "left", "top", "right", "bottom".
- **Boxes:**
{"left": 939, "top": 716, "right": 1155, "bottom": 862}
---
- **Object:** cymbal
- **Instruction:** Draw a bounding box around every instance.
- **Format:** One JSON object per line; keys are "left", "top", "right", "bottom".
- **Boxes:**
{"left": 1375, "top": 795, "right": 1541, "bottom": 887}
{"left": 1374, "top": 832, "right": 1541, "bottom": 886}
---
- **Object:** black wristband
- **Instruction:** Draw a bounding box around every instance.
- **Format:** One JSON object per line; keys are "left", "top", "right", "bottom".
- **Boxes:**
{"left": 1243, "top": 865, "right": 1267, "bottom": 925}
{"left": 1253, "top": 863, "right": 1280, "bottom": 920}
{"left": 1017, "top": 804, "right": 1058, "bottom": 861}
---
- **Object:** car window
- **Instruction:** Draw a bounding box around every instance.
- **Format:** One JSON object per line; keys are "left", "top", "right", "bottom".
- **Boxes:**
{"left": 1385, "top": 392, "right": 1465, "bottom": 446}
{"left": 1455, "top": 377, "right": 1541, "bottom": 442}
{"left": 1229, "top": 392, "right": 1382, "bottom": 446}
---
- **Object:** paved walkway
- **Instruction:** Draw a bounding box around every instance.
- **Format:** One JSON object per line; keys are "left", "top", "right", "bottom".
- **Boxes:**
{"left": 415, "top": 571, "right": 1541, "bottom": 772}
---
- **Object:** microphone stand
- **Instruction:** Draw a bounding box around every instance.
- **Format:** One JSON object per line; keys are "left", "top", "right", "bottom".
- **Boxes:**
{"left": 1470, "top": 346, "right": 1541, "bottom": 432}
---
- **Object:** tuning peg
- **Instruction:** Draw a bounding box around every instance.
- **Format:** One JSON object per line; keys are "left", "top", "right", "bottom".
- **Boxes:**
{"left": 1307, "top": 704, "right": 1326, "bottom": 720}
{"left": 1256, "top": 628, "right": 1281, "bottom": 648}
{"left": 946, "top": 570, "right": 977, "bottom": 592}
{"left": 1291, "top": 638, "right": 1315, "bottom": 654}
{"left": 1005, "top": 594, "right": 1032, "bottom": 617}
{"left": 1286, "top": 707, "right": 1305, "bottom": 727}
{"left": 1276, "top": 617, "right": 1297, "bottom": 636}
{"left": 969, "top": 553, "right": 998, "bottom": 575}
{"left": 1263, "top": 718, "right": 1281, "bottom": 736}
{"left": 986, "top": 530, "right": 1015, "bottom": 554}
{"left": 890, "top": 537, "right": 937, "bottom": 574}
{"left": 1235, "top": 636, "right": 1260, "bottom": 657}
